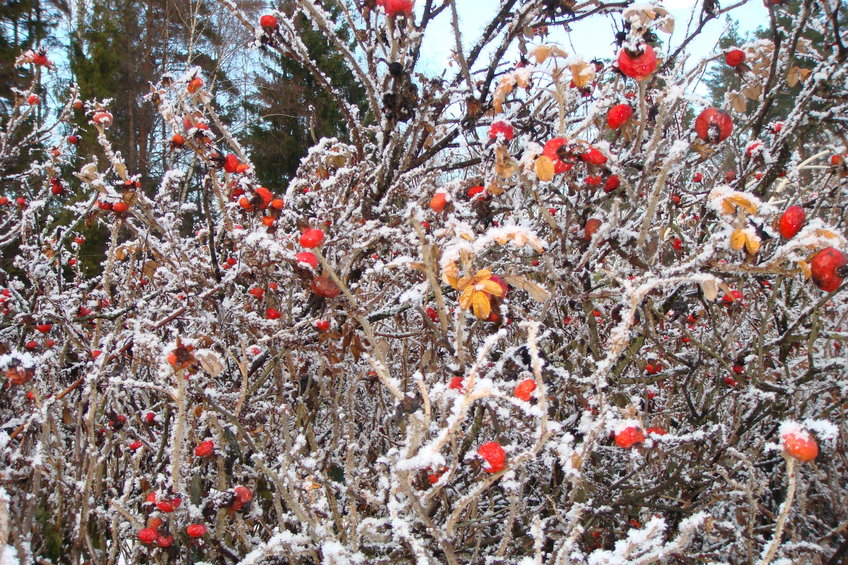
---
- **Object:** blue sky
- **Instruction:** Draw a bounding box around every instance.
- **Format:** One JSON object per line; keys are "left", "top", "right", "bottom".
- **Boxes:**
{"left": 418, "top": 0, "right": 768, "bottom": 75}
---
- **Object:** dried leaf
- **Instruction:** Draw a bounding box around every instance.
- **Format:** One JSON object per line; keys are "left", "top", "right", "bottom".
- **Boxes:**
{"left": 502, "top": 274, "right": 550, "bottom": 302}
{"left": 532, "top": 45, "right": 553, "bottom": 64}
{"left": 798, "top": 260, "right": 811, "bottom": 279}
{"left": 741, "top": 84, "right": 762, "bottom": 100}
{"left": 495, "top": 147, "right": 517, "bottom": 179}
{"left": 787, "top": 67, "right": 812, "bottom": 88}
{"left": 570, "top": 60, "right": 596, "bottom": 89}
{"left": 729, "top": 92, "right": 747, "bottom": 113}
{"left": 727, "top": 194, "right": 758, "bottom": 215}
{"left": 744, "top": 234, "right": 761, "bottom": 254}
{"left": 534, "top": 156, "right": 555, "bottom": 182}
{"left": 487, "top": 180, "right": 505, "bottom": 196}
{"left": 195, "top": 349, "right": 224, "bottom": 377}
{"left": 701, "top": 279, "right": 719, "bottom": 301}
{"left": 730, "top": 229, "right": 746, "bottom": 251}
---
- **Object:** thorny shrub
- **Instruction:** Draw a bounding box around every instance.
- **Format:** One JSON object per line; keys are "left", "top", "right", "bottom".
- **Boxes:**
{"left": 1, "top": 0, "right": 848, "bottom": 563}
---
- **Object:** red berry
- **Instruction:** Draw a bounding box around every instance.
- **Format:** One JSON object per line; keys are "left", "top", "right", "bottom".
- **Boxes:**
{"left": 615, "top": 426, "right": 645, "bottom": 448}
{"left": 128, "top": 440, "right": 143, "bottom": 451}
{"left": 92, "top": 111, "right": 113, "bottom": 128}
{"left": 248, "top": 287, "right": 264, "bottom": 299}
{"left": 604, "top": 175, "right": 620, "bottom": 192}
{"left": 448, "top": 376, "right": 464, "bottom": 390}
{"left": 266, "top": 307, "right": 281, "bottom": 320}
{"left": 543, "top": 137, "right": 571, "bottom": 174}
{"left": 616, "top": 44, "right": 657, "bottom": 80}
{"left": 0, "top": 196, "right": 8, "bottom": 205}
{"left": 513, "top": 378, "right": 536, "bottom": 401}
{"left": 224, "top": 153, "right": 239, "bottom": 173}
{"left": 477, "top": 441, "right": 506, "bottom": 473}
{"left": 16, "top": 197, "right": 26, "bottom": 208}
{"left": 187, "top": 77, "right": 203, "bottom": 93}
{"left": 430, "top": 192, "right": 448, "bottom": 212}
{"left": 315, "top": 320, "right": 330, "bottom": 331}
{"left": 67, "top": 135, "right": 80, "bottom": 145}
{"left": 722, "top": 289, "right": 743, "bottom": 304}
{"left": 171, "top": 133, "right": 185, "bottom": 147}
{"left": 113, "top": 201, "right": 129, "bottom": 213}
{"left": 810, "top": 247, "right": 847, "bottom": 292}
{"left": 36, "top": 323, "right": 52, "bottom": 333}
{"left": 671, "top": 238, "right": 683, "bottom": 251}
{"left": 467, "top": 185, "right": 485, "bottom": 199}
{"left": 310, "top": 276, "right": 340, "bottom": 298}
{"left": 645, "top": 427, "right": 667, "bottom": 436}
{"left": 607, "top": 104, "right": 634, "bottom": 129}
{"left": 295, "top": 251, "right": 318, "bottom": 269}
{"left": 138, "top": 528, "right": 158, "bottom": 544}
{"left": 384, "top": 0, "right": 413, "bottom": 16}
{"left": 157, "top": 535, "right": 174, "bottom": 548}
{"left": 145, "top": 412, "right": 156, "bottom": 423}
{"left": 425, "top": 307, "right": 438, "bottom": 322}
{"left": 488, "top": 121, "right": 514, "bottom": 141}
{"left": 732, "top": 364, "right": 744, "bottom": 374}
{"left": 25, "top": 340, "right": 37, "bottom": 350}
{"left": 255, "top": 186, "right": 273, "bottom": 208}
{"left": 782, "top": 428, "right": 818, "bottom": 463}
{"left": 27, "top": 94, "right": 40, "bottom": 105}
{"left": 695, "top": 108, "right": 733, "bottom": 143}
{"left": 584, "top": 218, "right": 602, "bottom": 241}
{"left": 195, "top": 440, "right": 214, "bottom": 457}
{"left": 778, "top": 205, "right": 805, "bottom": 239}
{"left": 91, "top": 349, "right": 102, "bottom": 359}
{"left": 582, "top": 147, "right": 607, "bottom": 165}
{"left": 585, "top": 175, "right": 602, "bottom": 188}
{"left": 725, "top": 171, "right": 736, "bottom": 182}
{"left": 645, "top": 363, "right": 662, "bottom": 375}
{"left": 300, "top": 228, "right": 325, "bottom": 248}
{"left": 724, "top": 49, "right": 746, "bottom": 67}
{"left": 693, "top": 172, "right": 703, "bottom": 183}
{"left": 185, "top": 524, "right": 207, "bottom": 538}
{"left": 260, "top": 14, "right": 278, "bottom": 28}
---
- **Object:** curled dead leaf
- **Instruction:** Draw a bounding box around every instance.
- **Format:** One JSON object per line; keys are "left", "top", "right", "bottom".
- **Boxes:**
{"left": 730, "top": 229, "right": 746, "bottom": 251}
{"left": 535, "top": 156, "right": 555, "bottom": 182}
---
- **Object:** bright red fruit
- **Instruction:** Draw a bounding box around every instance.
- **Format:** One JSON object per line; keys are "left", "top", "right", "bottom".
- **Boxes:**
{"left": 489, "top": 121, "right": 514, "bottom": 141}
{"left": 448, "top": 376, "right": 464, "bottom": 390}
{"left": 695, "top": 108, "right": 733, "bottom": 143}
{"left": 195, "top": 440, "right": 214, "bottom": 457}
{"left": 607, "top": 104, "right": 634, "bottom": 129}
{"left": 778, "top": 205, "right": 805, "bottom": 239}
{"left": 467, "top": 185, "right": 485, "bottom": 199}
{"left": 315, "top": 320, "right": 330, "bottom": 331}
{"left": 513, "top": 378, "right": 536, "bottom": 401}
{"left": 810, "top": 247, "right": 847, "bottom": 292}
{"left": 615, "top": 426, "right": 645, "bottom": 448}
{"left": 582, "top": 147, "right": 607, "bottom": 165}
{"left": 36, "top": 324, "right": 52, "bottom": 333}
{"left": 260, "top": 14, "right": 278, "bottom": 28}
{"left": 92, "top": 111, "right": 113, "bottom": 128}
{"left": 300, "top": 228, "right": 324, "bottom": 248}
{"left": 693, "top": 172, "right": 703, "bottom": 183}
{"left": 0, "top": 196, "right": 8, "bottom": 205}
{"left": 248, "top": 287, "right": 264, "bottom": 299}
{"left": 384, "top": 0, "right": 414, "bottom": 16}
{"left": 157, "top": 535, "right": 174, "bottom": 548}
{"left": 722, "top": 289, "right": 743, "bottom": 304}
{"left": 725, "top": 49, "right": 746, "bottom": 67}
{"left": 477, "top": 441, "right": 506, "bottom": 473}
{"left": 425, "top": 307, "right": 438, "bottom": 322}
{"left": 187, "top": 77, "right": 203, "bottom": 94}
{"left": 186, "top": 524, "right": 207, "bottom": 538}
{"left": 617, "top": 44, "right": 657, "bottom": 80}
{"left": 604, "top": 175, "right": 620, "bottom": 192}
{"left": 112, "top": 201, "right": 129, "bottom": 213}
{"left": 224, "top": 153, "right": 239, "bottom": 173}
{"left": 782, "top": 429, "right": 819, "bottom": 463}
{"left": 430, "top": 192, "right": 448, "bottom": 212}
{"left": 266, "top": 307, "right": 281, "bottom": 320}
{"left": 295, "top": 251, "right": 318, "bottom": 269}
{"left": 138, "top": 528, "right": 157, "bottom": 544}
{"left": 543, "top": 137, "right": 572, "bottom": 174}
{"left": 646, "top": 427, "right": 667, "bottom": 436}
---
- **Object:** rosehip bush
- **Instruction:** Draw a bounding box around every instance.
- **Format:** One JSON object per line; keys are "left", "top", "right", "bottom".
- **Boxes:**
{"left": 1, "top": 0, "right": 847, "bottom": 564}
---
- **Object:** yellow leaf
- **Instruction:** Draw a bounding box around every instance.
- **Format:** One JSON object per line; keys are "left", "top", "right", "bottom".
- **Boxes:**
{"left": 442, "top": 262, "right": 460, "bottom": 288}
{"left": 727, "top": 195, "right": 758, "bottom": 215}
{"left": 487, "top": 180, "right": 504, "bottom": 196}
{"left": 744, "top": 234, "right": 761, "bottom": 254}
{"left": 479, "top": 279, "right": 505, "bottom": 298}
{"left": 722, "top": 200, "right": 736, "bottom": 215}
{"left": 799, "top": 260, "right": 811, "bottom": 279}
{"left": 816, "top": 229, "right": 838, "bottom": 239}
{"left": 471, "top": 292, "right": 491, "bottom": 320}
{"left": 570, "top": 60, "right": 596, "bottom": 89}
{"left": 532, "top": 45, "right": 552, "bottom": 64}
{"left": 535, "top": 156, "right": 555, "bottom": 182}
{"left": 729, "top": 92, "right": 747, "bottom": 113}
{"left": 730, "top": 229, "right": 746, "bottom": 251}
{"left": 458, "top": 286, "right": 475, "bottom": 311}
